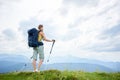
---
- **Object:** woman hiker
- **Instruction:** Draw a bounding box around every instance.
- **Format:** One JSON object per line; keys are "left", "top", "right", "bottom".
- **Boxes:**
{"left": 32, "top": 24, "right": 55, "bottom": 72}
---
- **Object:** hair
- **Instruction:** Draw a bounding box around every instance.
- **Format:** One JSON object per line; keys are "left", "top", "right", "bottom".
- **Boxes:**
{"left": 38, "top": 24, "right": 43, "bottom": 30}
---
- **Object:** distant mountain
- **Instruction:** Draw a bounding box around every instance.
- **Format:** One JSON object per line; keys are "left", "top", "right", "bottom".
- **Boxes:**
{"left": 15, "top": 63, "right": 114, "bottom": 72}
{"left": 50, "top": 56, "right": 120, "bottom": 71}
{"left": 0, "top": 54, "right": 29, "bottom": 62}
{"left": 0, "top": 61, "right": 26, "bottom": 73}
{"left": 0, "top": 54, "right": 29, "bottom": 73}
{"left": 44, "top": 63, "right": 114, "bottom": 72}
{"left": 0, "top": 54, "right": 120, "bottom": 73}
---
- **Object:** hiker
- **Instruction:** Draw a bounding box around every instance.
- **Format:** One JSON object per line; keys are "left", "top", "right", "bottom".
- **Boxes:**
{"left": 32, "top": 24, "right": 55, "bottom": 72}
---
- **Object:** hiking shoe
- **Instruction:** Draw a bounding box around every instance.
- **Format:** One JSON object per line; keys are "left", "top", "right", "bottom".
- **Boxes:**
{"left": 35, "top": 69, "right": 38, "bottom": 72}
{"left": 33, "top": 69, "right": 38, "bottom": 72}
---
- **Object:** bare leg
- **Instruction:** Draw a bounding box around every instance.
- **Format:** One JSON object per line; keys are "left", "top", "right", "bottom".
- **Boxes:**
{"left": 38, "top": 60, "right": 43, "bottom": 71}
{"left": 32, "top": 59, "right": 36, "bottom": 71}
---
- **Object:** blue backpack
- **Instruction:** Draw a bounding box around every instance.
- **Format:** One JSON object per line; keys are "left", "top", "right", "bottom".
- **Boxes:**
{"left": 28, "top": 28, "right": 43, "bottom": 47}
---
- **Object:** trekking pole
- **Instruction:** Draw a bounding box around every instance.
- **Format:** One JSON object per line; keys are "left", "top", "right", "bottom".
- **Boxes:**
{"left": 47, "top": 40, "right": 55, "bottom": 62}
{"left": 19, "top": 63, "right": 27, "bottom": 72}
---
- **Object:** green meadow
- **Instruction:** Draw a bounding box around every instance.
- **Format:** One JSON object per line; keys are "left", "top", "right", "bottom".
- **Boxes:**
{"left": 0, "top": 70, "right": 120, "bottom": 80}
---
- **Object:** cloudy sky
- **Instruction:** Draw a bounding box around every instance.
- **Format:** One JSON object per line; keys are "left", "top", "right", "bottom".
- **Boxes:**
{"left": 0, "top": 0, "right": 120, "bottom": 62}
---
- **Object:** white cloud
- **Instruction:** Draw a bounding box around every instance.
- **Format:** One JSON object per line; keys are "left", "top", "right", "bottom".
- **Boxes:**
{"left": 0, "top": 0, "right": 120, "bottom": 62}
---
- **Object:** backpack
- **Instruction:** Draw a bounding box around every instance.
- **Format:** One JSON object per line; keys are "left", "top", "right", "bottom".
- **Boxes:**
{"left": 28, "top": 28, "right": 43, "bottom": 47}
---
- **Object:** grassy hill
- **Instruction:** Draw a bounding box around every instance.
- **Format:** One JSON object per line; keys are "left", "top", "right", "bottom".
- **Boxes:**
{"left": 0, "top": 70, "right": 120, "bottom": 80}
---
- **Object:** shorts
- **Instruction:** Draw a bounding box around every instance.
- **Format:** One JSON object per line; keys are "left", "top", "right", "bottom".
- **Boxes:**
{"left": 32, "top": 46, "right": 44, "bottom": 61}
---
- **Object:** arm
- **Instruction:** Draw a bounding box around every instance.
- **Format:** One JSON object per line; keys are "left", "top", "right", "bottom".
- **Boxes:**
{"left": 40, "top": 32, "right": 53, "bottom": 42}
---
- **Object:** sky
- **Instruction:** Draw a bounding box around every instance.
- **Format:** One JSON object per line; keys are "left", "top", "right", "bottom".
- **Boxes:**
{"left": 0, "top": 0, "right": 120, "bottom": 62}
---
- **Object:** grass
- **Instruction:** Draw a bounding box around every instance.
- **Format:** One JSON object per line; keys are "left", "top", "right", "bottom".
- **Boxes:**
{"left": 0, "top": 70, "right": 120, "bottom": 80}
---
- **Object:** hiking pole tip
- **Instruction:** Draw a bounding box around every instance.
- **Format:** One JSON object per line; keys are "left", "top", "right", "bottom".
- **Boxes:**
{"left": 47, "top": 60, "right": 49, "bottom": 62}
